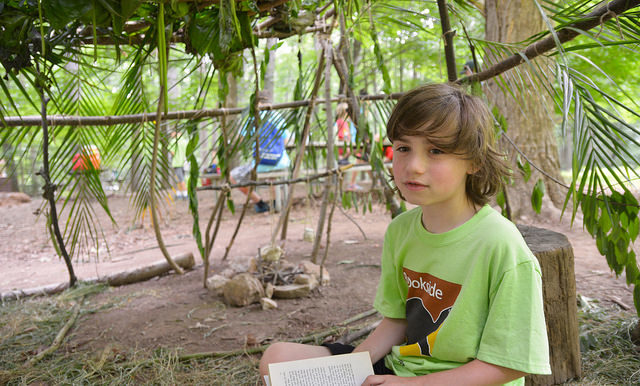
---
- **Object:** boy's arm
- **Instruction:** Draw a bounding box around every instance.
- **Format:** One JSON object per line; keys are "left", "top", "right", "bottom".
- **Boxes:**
{"left": 362, "top": 359, "right": 526, "bottom": 385}
{"left": 353, "top": 317, "right": 407, "bottom": 364}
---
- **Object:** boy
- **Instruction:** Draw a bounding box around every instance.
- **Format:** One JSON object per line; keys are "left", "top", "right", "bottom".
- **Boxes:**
{"left": 259, "top": 83, "right": 551, "bottom": 385}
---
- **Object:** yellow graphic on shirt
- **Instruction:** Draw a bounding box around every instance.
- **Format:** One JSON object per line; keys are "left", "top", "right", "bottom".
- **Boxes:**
{"left": 400, "top": 269, "right": 461, "bottom": 356}
{"left": 399, "top": 320, "right": 445, "bottom": 357}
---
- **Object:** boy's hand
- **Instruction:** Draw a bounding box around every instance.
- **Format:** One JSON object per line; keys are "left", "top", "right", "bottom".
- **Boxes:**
{"left": 362, "top": 375, "right": 413, "bottom": 385}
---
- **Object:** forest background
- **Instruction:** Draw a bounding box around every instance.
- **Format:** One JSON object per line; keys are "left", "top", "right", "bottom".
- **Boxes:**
{"left": 1, "top": 0, "right": 640, "bottom": 384}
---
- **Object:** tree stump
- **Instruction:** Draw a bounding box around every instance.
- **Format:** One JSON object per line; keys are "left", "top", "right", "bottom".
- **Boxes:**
{"left": 518, "top": 225, "right": 581, "bottom": 385}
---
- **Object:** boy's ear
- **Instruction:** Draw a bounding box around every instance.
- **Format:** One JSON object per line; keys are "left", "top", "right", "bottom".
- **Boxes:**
{"left": 466, "top": 161, "right": 480, "bottom": 175}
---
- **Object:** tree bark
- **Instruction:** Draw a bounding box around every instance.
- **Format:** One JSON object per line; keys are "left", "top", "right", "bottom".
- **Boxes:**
{"left": 485, "top": 0, "right": 564, "bottom": 218}
{"left": 519, "top": 225, "right": 581, "bottom": 385}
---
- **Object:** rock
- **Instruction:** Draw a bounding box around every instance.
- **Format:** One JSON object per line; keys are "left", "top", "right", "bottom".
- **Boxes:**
{"left": 260, "top": 297, "right": 278, "bottom": 310}
{"left": 264, "top": 282, "right": 275, "bottom": 298}
{"left": 205, "top": 274, "right": 228, "bottom": 296}
{"left": 248, "top": 257, "right": 259, "bottom": 273}
{"left": 220, "top": 268, "right": 236, "bottom": 279}
{"left": 229, "top": 262, "right": 248, "bottom": 273}
{"left": 299, "top": 260, "right": 330, "bottom": 285}
{"left": 272, "top": 284, "right": 311, "bottom": 299}
{"left": 260, "top": 244, "right": 283, "bottom": 262}
{"left": 303, "top": 227, "right": 315, "bottom": 242}
{"left": 0, "top": 192, "right": 31, "bottom": 207}
{"left": 223, "top": 273, "right": 265, "bottom": 307}
{"left": 294, "top": 274, "right": 318, "bottom": 290}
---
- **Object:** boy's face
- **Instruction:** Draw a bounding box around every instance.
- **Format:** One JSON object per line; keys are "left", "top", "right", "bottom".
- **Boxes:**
{"left": 392, "top": 134, "right": 474, "bottom": 214}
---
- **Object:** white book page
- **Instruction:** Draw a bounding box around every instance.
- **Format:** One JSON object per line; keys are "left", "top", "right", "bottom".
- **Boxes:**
{"left": 268, "top": 351, "right": 374, "bottom": 386}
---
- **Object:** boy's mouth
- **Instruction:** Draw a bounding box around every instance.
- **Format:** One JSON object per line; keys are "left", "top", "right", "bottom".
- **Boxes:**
{"left": 404, "top": 181, "right": 428, "bottom": 190}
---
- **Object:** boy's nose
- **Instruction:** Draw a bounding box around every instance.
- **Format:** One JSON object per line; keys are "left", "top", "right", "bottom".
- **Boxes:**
{"left": 406, "top": 154, "right": 428, "bottom": 174}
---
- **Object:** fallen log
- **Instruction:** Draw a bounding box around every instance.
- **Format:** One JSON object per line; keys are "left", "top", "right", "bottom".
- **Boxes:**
{"left": 0, "top": 252, "right": 195, "bottom": 301}
{"left": 102, "top": 252, "right": 194, "bottom": 286}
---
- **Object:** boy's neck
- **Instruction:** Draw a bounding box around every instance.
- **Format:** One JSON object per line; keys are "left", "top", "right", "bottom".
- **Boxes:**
{"left": 420, "top": 200, "right": 479, "bottom": 234}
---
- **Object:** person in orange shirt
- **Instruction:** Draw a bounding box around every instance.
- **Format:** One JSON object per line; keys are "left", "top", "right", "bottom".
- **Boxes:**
{"left": 72, "top": 145, "right": 101, "bottom": 172}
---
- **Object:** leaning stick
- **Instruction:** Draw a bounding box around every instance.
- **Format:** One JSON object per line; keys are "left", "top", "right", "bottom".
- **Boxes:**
{"left": 25, "top": 301, "right": 82, "bottom": 367}
{"left": 337, "top": 319, "right": 382, "bottom": 345}
{"left": 116, "top": 308, "right": 381, "bottom": 368}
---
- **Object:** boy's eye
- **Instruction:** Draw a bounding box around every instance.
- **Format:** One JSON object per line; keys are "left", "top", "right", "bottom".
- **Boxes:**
{"left": 429, "top": 148, "right": 445, "bottom": 155}
{"left": 396, "top": 145, "right": 409, "bottom": 153}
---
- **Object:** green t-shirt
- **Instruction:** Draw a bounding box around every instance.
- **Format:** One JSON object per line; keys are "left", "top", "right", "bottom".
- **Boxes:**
{"left": 171, "top": 137, "right": 188, "bottom": 168}
{"left": 374, "top": 205, "right": 551, "bottom": 384}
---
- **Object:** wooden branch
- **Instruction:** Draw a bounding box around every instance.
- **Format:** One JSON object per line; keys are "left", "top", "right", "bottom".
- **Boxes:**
{"left": 101, "top": 252, "right": 195, "bottom": 286}
{"left": 1, "top": 94, "right": 403, "bottom": 128}
{"left": 437, "top": 0, "right": 458, "bottom": 82}
{"left": 197, "top": 164, "right": 353, "bottom": 191}
{"left": 0, "top": 253, "right": 195, "bottom": 301}
{"left": 25, "top": 301, "right": 82, "bottom": 367}
{"left": 458, "top": 0, "right": 640, "bottom": 85}
{"left": 174, "top": 308, "right": 378, "bottom": 362}
{"left": 311, "top": 37, "right": 335, "bottom": 263}
{"left": 338, "top": 204, "right": 368, "bottom": 240}
{"left": 272, "top": 41, "right": 327, "bottom": 244}
{"left": 336, "top": 319, "right": 381, "bottom": 345}
{"left": 36, "top": 69, "right": 77, "bottom": 288}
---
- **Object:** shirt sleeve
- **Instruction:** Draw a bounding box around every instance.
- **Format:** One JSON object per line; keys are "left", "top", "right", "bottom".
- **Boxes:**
{"left": 373, "top": 229, "right": 407, "bottom": 319}
{"left": 476, "top": 261, "right": 552, "bottom": 375}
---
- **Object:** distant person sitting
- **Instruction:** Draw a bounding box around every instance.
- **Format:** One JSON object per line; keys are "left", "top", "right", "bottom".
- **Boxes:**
{"left": 170, "top": 131, "right": 189, "bottom": 200}
{"left": 460, "top": 59, "right": 477, "bottom": 76}
{"left": 334, "top": 102, "right": 370, "bottom": 191}
{"left": 72, "top": 145, "right": 101, "bottom": 173}
{"left": 229, "top": 90, "right": 291, "bottom": 213}
{"left": 334, "top": 102, "right": 356, "bottom": 166}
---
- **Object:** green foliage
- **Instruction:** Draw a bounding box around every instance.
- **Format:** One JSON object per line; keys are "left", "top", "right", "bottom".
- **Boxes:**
{"left": 186, "top": 5, "right": 255, "bottom": 70}
{"left": 185, "top": 121, "right": 205, "bottom": 259}
{"left": 530, "top": 179, "right": 545, "bottom": 214}
{"left": 581, "top": 191, "right": 640, "bottom": 316}
{"left": 516, "top": 156, "right": 532, "bottom": 182}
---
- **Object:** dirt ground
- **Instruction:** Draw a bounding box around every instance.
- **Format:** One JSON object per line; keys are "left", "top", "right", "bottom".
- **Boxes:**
{"left": 0, "top": 188, "right": 636, "bottom": 356}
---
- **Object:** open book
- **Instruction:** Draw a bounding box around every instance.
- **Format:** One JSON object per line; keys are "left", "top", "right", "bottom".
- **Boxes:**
{"left": 265, "top": 351, "right": 374, "bottom": 386}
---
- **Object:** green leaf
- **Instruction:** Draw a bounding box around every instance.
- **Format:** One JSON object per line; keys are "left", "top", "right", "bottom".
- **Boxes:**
{"left": 530, "top": 179, "right": 545, "bottom": 214}
{"left": 43, "top": 0, "right": 93, "bottom": 29}
{"left": 595, "top": 229, "right": 608, "bottom": 255}
{"left": 629, "top": 218, "right": 639, "bottom": 242}
{"left": 226, "top": 197, "right": 235, "bottom": 214}
{"left": 516, "top": 156, "right": 532, "bottom": 182}
{"left": 341, "top": 191, "right": 350, "bottom": 209}
{"left": 605, "top": 243, "right": 622, "bottom": 275}
{"left": 625, "top": 251, "right": 638, "bottom": 285}
{"left": 620, "top": 211, "right": 629, "bottom": 229}
{"left": 598, "top": 207, "right": 612, "bottom": 234}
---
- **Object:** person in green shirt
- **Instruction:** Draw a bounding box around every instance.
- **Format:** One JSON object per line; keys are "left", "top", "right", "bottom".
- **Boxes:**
{"left": 171, "top": 132, "right": 188, "bottom": 200}
{"left": 259, "top": 83, "right": 551, "bottom": 385}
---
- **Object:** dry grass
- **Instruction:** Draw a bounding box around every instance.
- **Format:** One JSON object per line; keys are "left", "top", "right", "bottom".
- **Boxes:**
{"left": 569, "top": 301, "right": 640, "bottom": 385}
{"left": 1, "top": 285, "right": 638, "bottom": 385}
{"left": 0, "top": 284, "right": 262, "bottom": 385}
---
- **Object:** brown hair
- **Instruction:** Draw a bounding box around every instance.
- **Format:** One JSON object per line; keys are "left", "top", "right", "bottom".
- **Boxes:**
{"left": 386, "top": 83, "right": 509, "bottom": 206}
{"left": 335, "top": 102, "right": 350, "bottom": 120}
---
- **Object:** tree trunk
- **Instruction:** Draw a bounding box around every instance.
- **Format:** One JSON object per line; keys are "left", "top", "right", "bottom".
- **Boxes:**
{"left": 485, "top": 0, "right": 564, "bottom": 218}
{"left": 519, "top": 225, "right": 581, "bottom": 385}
